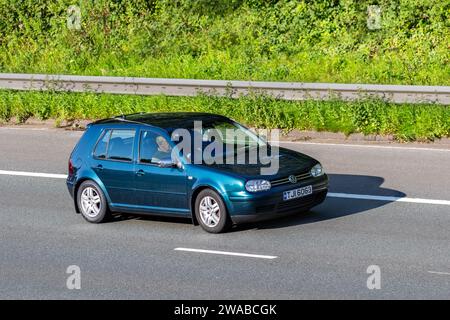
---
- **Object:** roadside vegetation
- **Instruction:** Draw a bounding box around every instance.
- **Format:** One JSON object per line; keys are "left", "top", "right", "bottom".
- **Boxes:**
{"left": 0, "top": 1, "right": 448, "bottom": 141}
{"left": 0, "top": 90, "right": 448, "bottom": 141}
{"left": 0, "top": 0, "right": 448, "bottom": 85}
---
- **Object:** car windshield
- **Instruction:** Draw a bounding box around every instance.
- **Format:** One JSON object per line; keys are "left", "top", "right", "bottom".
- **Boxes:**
{"left": 170, "top": 119, "right": 268, "bottom": 163}
{"left": 204, "top": 120, "right": 265, "bottom": 146}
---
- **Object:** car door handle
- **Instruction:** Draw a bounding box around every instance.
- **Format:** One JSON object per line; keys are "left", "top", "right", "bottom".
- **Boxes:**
{"left": 136, "top": 169, "right": 145, "bottom": 176}
{"left": 96, "top": 164, "right": 103, "bottom": 171}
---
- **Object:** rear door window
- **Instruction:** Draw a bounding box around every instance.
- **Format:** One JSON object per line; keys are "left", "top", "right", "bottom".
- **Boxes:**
{"left": 93, "top": 129, "right": 111, "bottom": 159}
{"left": 93, "top": 129, "right": 136, "bottom": 162}
{"left": 107, "top": 130, "right": 136, "bottom": 161}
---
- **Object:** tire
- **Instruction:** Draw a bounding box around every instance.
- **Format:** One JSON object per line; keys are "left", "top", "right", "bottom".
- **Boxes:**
{"left": 77, "top": 180, "right": 110, "bottom": 223}
{"left": 195, "top": 189, "right": 231, "bottom": 233}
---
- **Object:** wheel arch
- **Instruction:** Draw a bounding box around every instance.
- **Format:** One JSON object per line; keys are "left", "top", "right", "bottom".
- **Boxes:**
{"left": 190, "top": 185, "right": 228, "bottom": 226}
{"left": 73, "top": 176, "right": 110, "bottom": 213}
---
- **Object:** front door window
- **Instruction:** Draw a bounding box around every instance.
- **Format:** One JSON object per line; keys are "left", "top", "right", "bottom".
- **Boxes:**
{"left": 140, "top": 131, "right": 172, "bottom": 164}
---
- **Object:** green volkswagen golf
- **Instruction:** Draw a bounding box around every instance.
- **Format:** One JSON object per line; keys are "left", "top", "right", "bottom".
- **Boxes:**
{"left": 67, "top": 112, "right": 328, "bottom": 233}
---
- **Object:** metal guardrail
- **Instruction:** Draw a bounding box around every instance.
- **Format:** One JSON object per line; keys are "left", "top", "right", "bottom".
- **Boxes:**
{"left": 0, "top": 73, "right": 449, "bottom": 104}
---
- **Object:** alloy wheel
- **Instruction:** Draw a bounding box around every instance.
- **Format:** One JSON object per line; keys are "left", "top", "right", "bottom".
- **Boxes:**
{"left": 199, "top": 196, "right": 221, "bottom": 227}
{"left": 80, "top": 187, "right": 102, "bottom": 218}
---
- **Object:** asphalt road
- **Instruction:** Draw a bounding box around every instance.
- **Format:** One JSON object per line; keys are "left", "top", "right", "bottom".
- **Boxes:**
{"left": 0, "top": 127, "right": 449, "bottom": 299}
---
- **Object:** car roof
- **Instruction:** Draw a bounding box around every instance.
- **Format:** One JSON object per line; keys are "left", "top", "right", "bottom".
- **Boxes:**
{"left": 91, "top": 112, "right": 230, "bottom": 131}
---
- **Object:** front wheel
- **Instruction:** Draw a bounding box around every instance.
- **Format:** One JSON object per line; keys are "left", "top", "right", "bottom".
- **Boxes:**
{"left": 195, "top": 189, "right": 231, "bottom": 233}
{"left": 77, "top": 180, "right": 110, "bottom": 223}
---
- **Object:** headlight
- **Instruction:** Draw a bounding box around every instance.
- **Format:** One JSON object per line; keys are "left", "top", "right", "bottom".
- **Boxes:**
{"left": 310, "top": 163, "right": 324, "bottom": 177}
{"left": 245, "top": 179, "right": 271, "bottom": 192}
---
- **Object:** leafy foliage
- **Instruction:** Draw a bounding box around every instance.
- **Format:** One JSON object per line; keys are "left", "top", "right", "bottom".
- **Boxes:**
{"left": 0, "top": 1, "right": 448, "bottom": 141}
{"left": 0, "top": 0, "right": 448, "bottom": 84}
{"left": 0, "top": 90, "right": 448, "bottom": 141}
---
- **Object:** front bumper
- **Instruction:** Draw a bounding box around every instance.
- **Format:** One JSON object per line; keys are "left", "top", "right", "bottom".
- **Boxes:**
{"left": 228, "top": 174, "right": 328, "bottom": 224}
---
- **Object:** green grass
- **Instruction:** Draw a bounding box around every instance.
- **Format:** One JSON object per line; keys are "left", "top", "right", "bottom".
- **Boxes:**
{"left": 0, "top": 0, "right": 448, "bottom": 85}
{"left": 1, "top": 90, "right": 449, "bottom": 141}
{"left": 0, "top": 1, "right": 448, "bottom": 141}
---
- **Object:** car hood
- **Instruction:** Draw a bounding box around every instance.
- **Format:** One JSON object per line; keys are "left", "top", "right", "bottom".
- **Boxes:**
{"left": 199, "top": 146, "right": 318, "bottom": 180}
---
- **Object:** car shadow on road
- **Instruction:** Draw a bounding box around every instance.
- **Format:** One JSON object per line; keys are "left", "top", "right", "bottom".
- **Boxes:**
{"left": 107, "top": 173, "right": 405, "bottom": 232}
{"left": 232, "top": 173, "right": 406, "bottom": 232}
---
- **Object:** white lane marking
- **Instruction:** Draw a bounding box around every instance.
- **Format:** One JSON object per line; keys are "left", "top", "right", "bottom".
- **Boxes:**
{"left": 428, "top": 271, "right": 450, "bottom": 276}
{"left": 0, "top": 127, "right": 448, "bottom": 150}
{"left": 174, "top": 247, "right": 278, "bottom": 260}
{"left": 277, "top": 141, "right": 450, "bottom": 152}
{"left": 0, "top": 170, "right": 67, "bottom": 179}
{"left": 1, "top": 169, "right": 450, "bottom": 206}
{"left": 328, "top": 192, "right": 450, "bottom": 206}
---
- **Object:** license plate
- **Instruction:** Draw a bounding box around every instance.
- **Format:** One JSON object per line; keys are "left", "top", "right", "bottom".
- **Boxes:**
{"left": 283, "top": 185, "right": 313, "bottom": 201}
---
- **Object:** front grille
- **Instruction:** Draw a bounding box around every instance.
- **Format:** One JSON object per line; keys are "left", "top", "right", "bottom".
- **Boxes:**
{"left": 270, "top": 171, "right": 311, "bottom": 187}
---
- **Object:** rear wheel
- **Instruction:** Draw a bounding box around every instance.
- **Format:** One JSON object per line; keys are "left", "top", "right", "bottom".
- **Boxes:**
{"left": 77, "top": 180, "right": 110, "bottom": 223}
{"left": 195, "top": 189, "right": 231, "bottom": 233}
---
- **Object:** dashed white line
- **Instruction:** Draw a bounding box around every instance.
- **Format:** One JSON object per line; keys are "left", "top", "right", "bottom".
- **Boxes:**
{"left": 0, "top": 170, "right": 67, "bottom": 179}
{"left": 174, "top": 247, "right": 278, "bottom": 260}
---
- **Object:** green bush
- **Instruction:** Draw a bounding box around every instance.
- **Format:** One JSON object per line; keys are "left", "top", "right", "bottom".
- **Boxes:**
{"left": 0, "top": 1, "right": 448, "bottom": 141}
{"left": 0, "top": 90, "right": 448, "bottom": 141}
{"left": 0, "top": 0, "right": 448, "bottom": 85}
